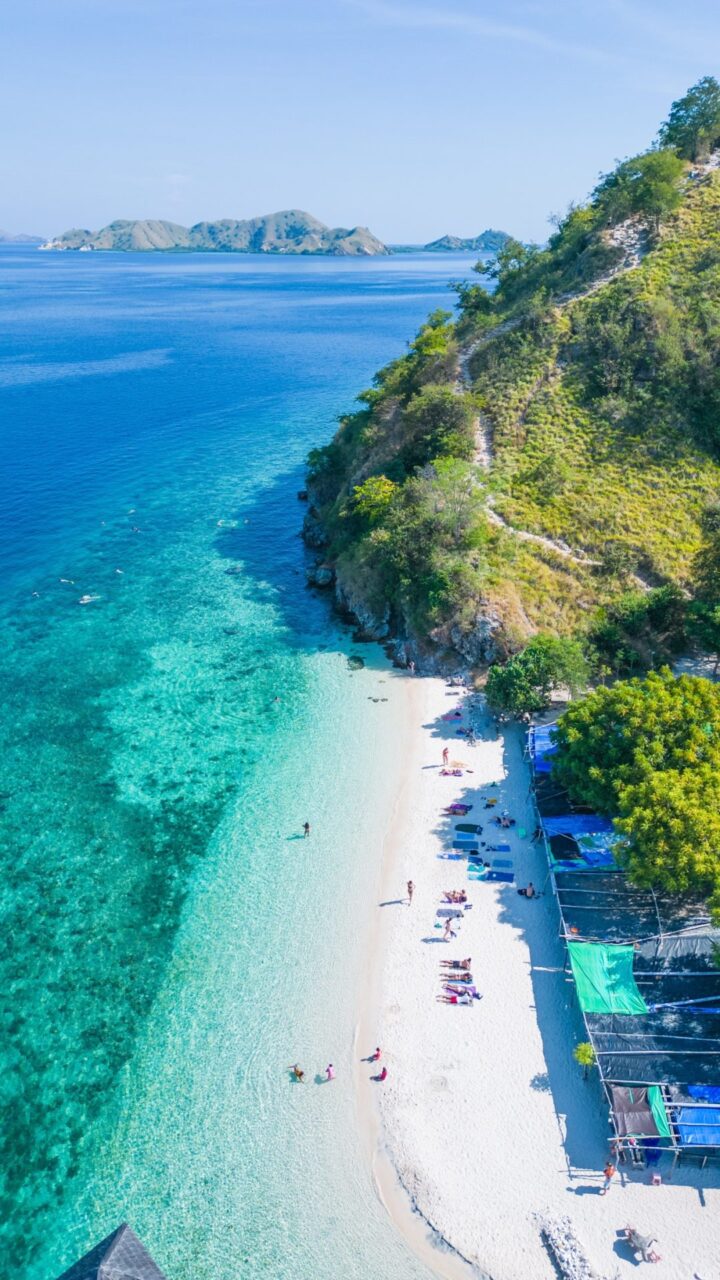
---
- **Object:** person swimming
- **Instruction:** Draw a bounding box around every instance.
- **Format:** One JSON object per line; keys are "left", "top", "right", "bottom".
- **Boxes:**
{"left": 289, "top": 1063, "right": 305, "bottom": 1082}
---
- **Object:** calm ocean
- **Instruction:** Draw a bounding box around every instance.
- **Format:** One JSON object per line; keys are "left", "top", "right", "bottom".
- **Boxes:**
{"left": 0, "top": 246, "right": 478, "bottom": 1280}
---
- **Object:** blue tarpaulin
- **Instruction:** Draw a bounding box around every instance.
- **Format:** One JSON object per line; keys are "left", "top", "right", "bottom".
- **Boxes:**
{"left": 528, "top": 724, "right": 557, "bottom": 773}
{"left": 675, "top": 1105, "right": 720, "bottom": 1147}
{"left": 542, "top": 814, "right": 619, "bottom": 868}
{"left": 542, "top": 815, "right": 614, "bottom": 837}
{"left": 689, "top": 1084, "right": 720, "bottom": 1103}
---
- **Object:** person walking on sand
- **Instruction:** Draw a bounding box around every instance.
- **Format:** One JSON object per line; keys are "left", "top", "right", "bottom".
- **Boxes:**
{"left": 443, "top": 918, "right": 457, "bottom": 942}
{"left": 407, "top": 880, "right": 414, "bottom": 906}
{"left": 303, "top": 821, "right": 310, "bottom": 838}
{"left": 325, "top": 1063, "right": 335, "bottom": 1082}
{"left": 600, "top": 1161, "right": 616, "bottom": 1194}
{"left": 442, "top": 747, "right": 449, "bottom": 766}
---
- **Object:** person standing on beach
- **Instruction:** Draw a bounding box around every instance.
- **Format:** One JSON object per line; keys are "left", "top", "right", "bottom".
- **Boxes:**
{"left": 408, "top": 660, "right": 415, "bottom": 675}
{"left": 303, "top": 821, "right": 310, "bottom": 838}
{"left": 325, "top": 1063, "right": 335, "bottom": 1082}
{"left": 442, "top": 746, "right": 449, "bottom": 765}
{"left": 600, "top": 1161, "right": 616, "bottom": 1194}
{"left": 406, "top": 880, "right": 414, "bottom": 906}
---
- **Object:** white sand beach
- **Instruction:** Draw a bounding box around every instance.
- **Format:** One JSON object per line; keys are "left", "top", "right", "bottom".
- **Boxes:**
{"left": 361, "top": 675, "right": 720, "bottom": 1280}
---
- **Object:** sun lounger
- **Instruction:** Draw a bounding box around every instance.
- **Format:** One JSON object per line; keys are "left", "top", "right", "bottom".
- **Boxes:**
{"left": 491, "top": 857, "right": 513, "bottom": 869}
{"left": 486, "top": 869, "right": 514, "bottom": 883}
{"left": 453, "top": 841, "right": 479, "bottom": 852}
{"left": 455, "top": 823, "right": 481, "bottom": 834}
{"left": 437, "top": 907, "right": 464, "bottom": 918}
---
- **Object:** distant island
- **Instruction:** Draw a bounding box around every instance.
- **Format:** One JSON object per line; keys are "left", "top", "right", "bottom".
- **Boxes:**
{"left": 40, "top": 210, "right": 389, "bottom": 256}
{"left": 390, "top": 228, "right": 512, "bottom": 253}
{"left": 424, "top": 228, "right": 511, "bottom": 252}
{"left": 39, "top": 214, "right": 513, "bottom": 257}
{"left": 0, "top": 229, "right": 44, "bottom": 244}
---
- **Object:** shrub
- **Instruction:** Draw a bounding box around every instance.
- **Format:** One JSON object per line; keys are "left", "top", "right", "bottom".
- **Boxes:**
{"left": 485, "top": 634, "right": 589, "bottom": 717}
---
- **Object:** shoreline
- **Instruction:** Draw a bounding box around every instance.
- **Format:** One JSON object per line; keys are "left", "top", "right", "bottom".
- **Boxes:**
{"left": 357, "top": 676, "right": 720, "bottom": 1280}
{"left": 354, "top": 673, "right": 479, "bottom": 1280}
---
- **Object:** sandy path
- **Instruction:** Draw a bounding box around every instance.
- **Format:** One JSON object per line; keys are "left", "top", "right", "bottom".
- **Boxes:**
{"left": 363, "top": 677, "right": 720, "bottom": 1280}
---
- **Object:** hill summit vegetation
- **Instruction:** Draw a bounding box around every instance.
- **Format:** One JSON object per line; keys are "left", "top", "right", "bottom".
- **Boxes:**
{"left": 305, "top": 76, "right": 720, "bottom": 680}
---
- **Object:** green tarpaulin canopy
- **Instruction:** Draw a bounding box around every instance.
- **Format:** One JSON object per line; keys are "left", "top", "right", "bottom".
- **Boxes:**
{"left": 648, "top": 1085, "right": 672, "bottom": 1138}
{"left": 567, "top": 941, "right": 648, "bottom": 1015}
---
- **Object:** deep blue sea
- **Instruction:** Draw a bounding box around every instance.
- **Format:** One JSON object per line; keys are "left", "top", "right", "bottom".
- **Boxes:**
{"left": 0, "top": 246, "right": 479, "bottom": 1280}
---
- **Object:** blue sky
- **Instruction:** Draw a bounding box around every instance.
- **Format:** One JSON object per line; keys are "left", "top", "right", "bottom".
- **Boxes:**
{"left": 3, "top": 0, "right": 719, "bottom": 241}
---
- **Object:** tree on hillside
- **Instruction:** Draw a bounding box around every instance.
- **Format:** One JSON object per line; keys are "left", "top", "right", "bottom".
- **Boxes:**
{"left": 593, "top": 150, "right": 684, "bottom": 233}
{"left": 551, "top": 668, "right": 720, "bottom": 813}
{"left": 658, "top": 75, "right": 720, "bottom": 161}
{"left": 400, "top": 384, "right": 476, "bottom": 470}
{"left": 688, "top": 503, "right": 720, "bottom": 672}
{"left": 351, "top": 475, "right": 397, "bottom": 524}
{"left": 485, "top": 635, "right": 589, "bottom": 718}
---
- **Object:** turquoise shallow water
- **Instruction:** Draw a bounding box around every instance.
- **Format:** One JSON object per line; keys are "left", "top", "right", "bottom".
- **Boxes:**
{"left": 0, "top": 247, "right": 478, "bottom": 1279}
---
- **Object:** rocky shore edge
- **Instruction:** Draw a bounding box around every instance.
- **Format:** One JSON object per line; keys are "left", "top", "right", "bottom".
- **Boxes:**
{"left": 300, "top": 490, "right": 502, "bottom": 676}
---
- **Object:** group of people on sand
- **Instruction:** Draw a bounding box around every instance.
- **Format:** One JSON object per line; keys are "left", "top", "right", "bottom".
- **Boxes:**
{"left": 438, "top": 956, "right": 481, "bottom": 1005}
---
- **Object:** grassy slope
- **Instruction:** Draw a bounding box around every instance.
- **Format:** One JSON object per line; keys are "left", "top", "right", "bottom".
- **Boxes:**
{"left": 307, "top": 169, "right": 720, "bottom": 659}
{"left": 470, "top": 171, "right": 720, "bottom": 632}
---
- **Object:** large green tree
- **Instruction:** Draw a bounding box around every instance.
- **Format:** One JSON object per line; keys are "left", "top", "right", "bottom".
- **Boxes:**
{"left": 658, "top": 75, "right": 720, "bottom": 160}
{"left": 552, "top": 670, "right": 720, "bottom": 904}
{"left": 616, "top": 765, "right": 720, "bottom": 897}
{"left": 485, "top": 635, "right": 589, "bottom": 717}
{"left": 593, "top": 150, "right": 684, "bottom": 233}
{"left": 552, "top": 668, "right": 720, "bottom": 812}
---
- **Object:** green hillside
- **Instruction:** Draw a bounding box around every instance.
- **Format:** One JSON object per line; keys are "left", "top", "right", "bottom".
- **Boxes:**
{"left": 305, "top": 78, "right": 720, "bottom": 671}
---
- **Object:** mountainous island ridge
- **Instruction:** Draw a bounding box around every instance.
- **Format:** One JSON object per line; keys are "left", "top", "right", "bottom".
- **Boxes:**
{"left": 39, "top": 211, "right": 513, "bottom": 256}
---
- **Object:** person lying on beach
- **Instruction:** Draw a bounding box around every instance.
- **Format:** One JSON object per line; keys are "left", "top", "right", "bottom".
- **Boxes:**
{"left": 493, "top": 815, "right": 515, "bottom": 828}
{"left": 440, "top": 957, "right": 472, "bottom": 969}
{"left": 443, "top": 890, "right": 467, "bottom": 903}
{"left": 518, "top": 882, "right": 536, "bottom": 899}
{"left": 436, "top": 993, "right": 474, "bottom": 1005}
{"left": 444, "top": 984, "right": 481, "bottom": 999}
{"left": 439, "top": 971, "right": 472, "bottom": 984}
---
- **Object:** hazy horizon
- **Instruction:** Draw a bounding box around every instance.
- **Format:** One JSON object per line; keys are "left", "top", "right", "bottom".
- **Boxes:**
{"left": 4, "top": 0, "right": 720, "bottom": 243}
